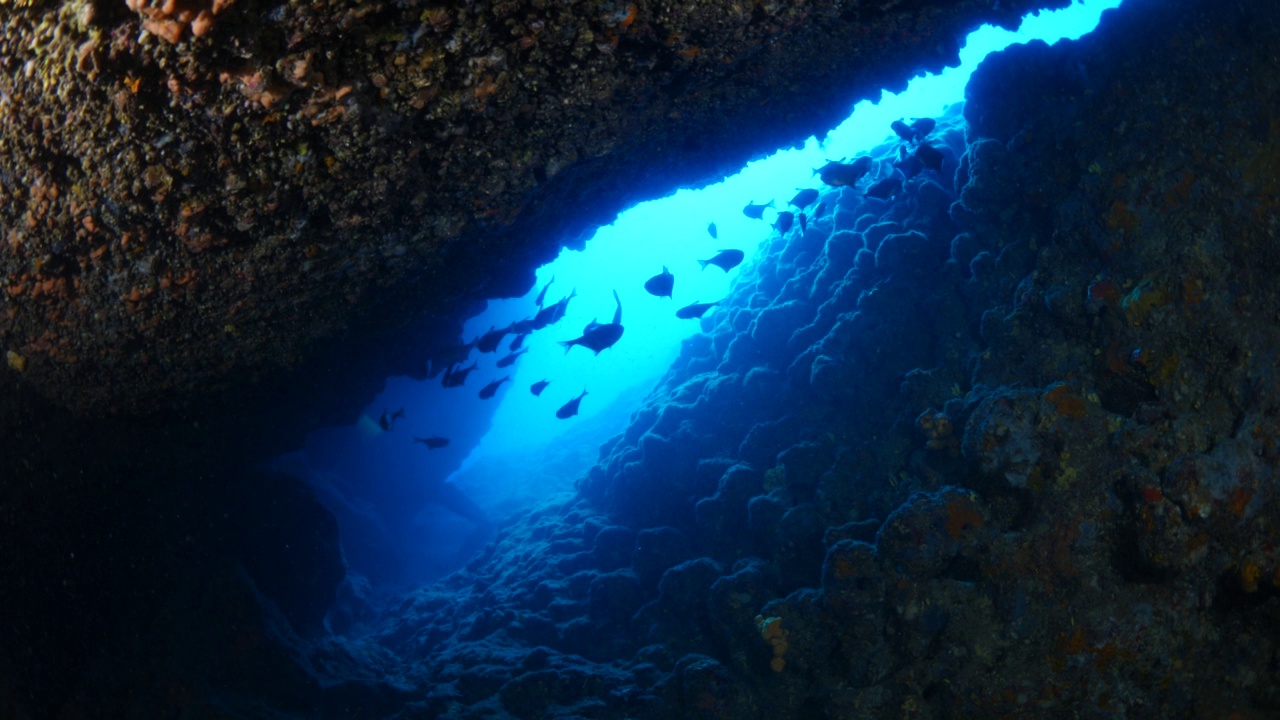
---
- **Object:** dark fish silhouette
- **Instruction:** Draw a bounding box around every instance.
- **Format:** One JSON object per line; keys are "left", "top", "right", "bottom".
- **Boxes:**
{"left": 496, "top": 347, "right": 528, "bottom": 368}
{"left": 479, "top": 375, "right": 510, "bottom": 399}
{"left": 699, "top": 249, "right": 744, "bottom": 272}
{"left": 891, "top": 119, "right": 915, "bottom": 143}
{"left": 532, "top": 289, "right": 577, "bottom": 330}
{"left": 442, "top": 361, "right": 478, "bottom": 388}
{"left": 742, "top": 200, "right": 774, "bottom": 220}
{"left": 644, "top": 266, "right": 674, "bottom": 299}
{"left": 560, "top": 290, "right": 624, "bottom": 355}
{"left": 534, "top": 276, "right": 554, "bottom": 307}
{"left": 892, "top": 117, "right": 936, "bottom": 144}
{"left": 413, "top": 436, "right": 450, "bottom": 449}
{"left": 774, "top": 211, "right": 794, "bottom": 235}
{"left": 911, "top": 117, "right": 936, "bottom": 142}
{"left": 789, "top": 188, "right": 819, "bottom": 209}
{"left": 798, "top": 213, "right": 807, "bottom": 234}
{"left": 509, "top": 333, "right": 527, "bottom": 352}
{"left": 894, "top": 145, "right": 923, "bottom": 179}
{"left": 530, "top": 379, "right": 550, "bottom": 396}
{"left": 914, "top": 144, "right": 944, "bottom": 173}
{"left": 556, "top": 389, "right": 588, "bottom": 419}
{"left": 707, "top": 222, "right": 718, "bottom": 239}
{"left": 475, "top": 325, "right": 509, "bottom": 354}
{"left": 510, "top": 317, "right": 537, "bottom": 335}
{"left": 530, "top": 304, "right": 556, "bottom": 330}
{"left": 548, "top": 289, "right": 575, "bottom": 324}
{"left": 815, "top": 156, "right": 873, "bottom": 187}
{"left": 676, "top": 300, "right": 718, "bottom": 319}
{"left": 378, "top": 407, "right": 405, "bottom": 432}
{"left": 865, "top": 177, "right": 901, "bottom": 200}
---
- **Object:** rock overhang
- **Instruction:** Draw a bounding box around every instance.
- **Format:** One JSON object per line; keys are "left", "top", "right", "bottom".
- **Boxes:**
{"left": 0, "top": 0, "right": 1064, "bottom": 451}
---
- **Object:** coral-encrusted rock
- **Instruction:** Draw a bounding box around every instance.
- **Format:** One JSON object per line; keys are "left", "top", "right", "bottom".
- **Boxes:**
{"left": 0, "top": 0, "right": 1062, "bottom": 424}
{"left": 876, "top": 487, "right": 989, "bottom": 578}
{"left": 962, "top": 388, "right": 1044, "bottom": 487}
{"left": 632, "top": 526, "right": 692, "bottom": 591}
{"left": 662, "top": 654, "right": 756, "bottom": 720}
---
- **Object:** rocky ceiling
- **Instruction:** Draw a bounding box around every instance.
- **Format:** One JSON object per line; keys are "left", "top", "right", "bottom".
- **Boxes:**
{"left": 0, "top": 0, "right": 1062, "bottom": 448}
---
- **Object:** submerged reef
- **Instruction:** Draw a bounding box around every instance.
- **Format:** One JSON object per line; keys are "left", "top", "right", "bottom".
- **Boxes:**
{"left": 358, "top": 0, "right": 1280, "bottom": 717}
{"left": 0, "top": 0, "right": 1052, "bottom": 423}
{"left": 6, "top": 0, "right": 1280, "bottom": 716}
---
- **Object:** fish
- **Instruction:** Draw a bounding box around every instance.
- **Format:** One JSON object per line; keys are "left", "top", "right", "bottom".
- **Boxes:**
{"left": 742, "top": 200, "right": 774, "bottom": 220}
{"left": 547, "top": 288, "right": 576, "bottom": 325}
{"left": 773, "top": 211, "right": 794, "bottom": 235}
{"left": 789, "top": 188, "right": 819, "bottom": 209}
{"left": 556, "top": 389, "right": 588, "bottom": 419}
{"left": 474, "top": 325, "right": 509, "bottom": 353}
{"left": 530, "top": 379, "right": 550, "bottom": 396}
{"left": 911, "top": 117, "right": 936, "bottom": 142}
{"left": 530, "top": 305, "right": 556, "bottom": 330}
{"left": 798, "top": 213, "right": 807, "bottom": 234}
{"left": 531, "top": 289, "right": 576, "bottom": 330}
{"left": 815, "top": 156, "right": 874, "bottom": 187}
{"left": 442, "top": 360, "right": 477, "bottom": 388}
{"left": 644, "top": 266, "right": 674, "bottom": 299}
{"left": 509, "top": 333, "right": 527, "bottom": 352}
{"left": 378, "top": 407, "right": 405, "bottom": 432}
{"left": 534, "top": 276, "right": 554, "bottom": 307}
{"left": 676, "top": 300, "right": 718, "bottom": 319}
{"left": 560, "top": 290, "right": 624, "bottom": 354}
{"left": 891, "top": 119, "right": 915, "bottom": 143}
{"left": 496, "top": 347, "right": 528, "bottom": 368}
{"left": 865, "top": 177, "right": 901, "bottom": 200}
{"left": 707, "top": 222, "right": 718, "bottom": 239}
{"left": 413, "top": 436, "right": 450, "bottom": 449}
{"left": 510, "top": 317, "right": 537, "bottom": 335}
{"left": 892, "top": 117, "right": 936, "bottom": 144}
{"left": 894, "top": 145, "right": 923, "bottom": 179}
{"left": 479, "top": 375, "right": 510, "bottom": 399}
{"left": 914, "top": 144, "right": 944, "bottom": 173}
{"left": 699, "top": 249, "right": 744, "bottom": 272}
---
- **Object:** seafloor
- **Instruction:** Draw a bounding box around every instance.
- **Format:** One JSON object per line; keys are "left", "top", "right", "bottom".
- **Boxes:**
{"left": 7, "top": 0, "right": 1280, "bottom": 717}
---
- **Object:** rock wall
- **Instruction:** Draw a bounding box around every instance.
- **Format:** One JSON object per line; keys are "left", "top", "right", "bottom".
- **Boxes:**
{"left": 8, "top": 0, "right": 1280, "bottom": 716}
{"left": 360, "top": 0, "right": 1280, "bottom": 717}
{"left": 0, "top": 0, "right": 1056, "bottom": 424}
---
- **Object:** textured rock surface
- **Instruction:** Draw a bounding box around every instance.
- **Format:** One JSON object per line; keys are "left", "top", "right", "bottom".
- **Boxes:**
{"left": 10, "top": 0, "right": 1280, "bottom": 717}
{"left": 0, "top": 0, "right": 1054, "bottom": 420}
{"left": 356, "top": 1, "right": 1280, "bottom": 717}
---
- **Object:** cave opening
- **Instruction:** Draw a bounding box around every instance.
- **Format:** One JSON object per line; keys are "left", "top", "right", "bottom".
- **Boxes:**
{"left": 274, "top": 0, "right": 1120, "bottom": 635}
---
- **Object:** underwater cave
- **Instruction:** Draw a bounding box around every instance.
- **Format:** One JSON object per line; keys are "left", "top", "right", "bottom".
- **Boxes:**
{"left": 4, "top": 0, "right": 1280, "bottom": 717}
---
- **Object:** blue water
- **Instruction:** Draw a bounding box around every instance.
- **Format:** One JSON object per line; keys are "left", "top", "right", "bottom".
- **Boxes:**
{"left": 283, "top": 0, "right": 1122, "bottom": 592}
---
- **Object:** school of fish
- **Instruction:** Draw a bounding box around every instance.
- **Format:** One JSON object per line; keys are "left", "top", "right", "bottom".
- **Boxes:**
{"left": 383, "top": 117, "right": 939, "bottom": 449}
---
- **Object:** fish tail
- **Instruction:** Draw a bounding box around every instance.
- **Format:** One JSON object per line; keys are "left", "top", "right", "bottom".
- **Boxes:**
{"left": 698, "top": 259, "right": 709, "bottom": 270}
{"left": 559, "top": 340, "right": 575, "bottom": 354}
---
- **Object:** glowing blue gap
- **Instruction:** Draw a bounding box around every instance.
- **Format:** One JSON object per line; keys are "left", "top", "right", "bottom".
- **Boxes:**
{"left": 459, "top": 0, "right": 1122, "bottom": 465}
